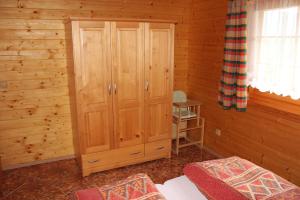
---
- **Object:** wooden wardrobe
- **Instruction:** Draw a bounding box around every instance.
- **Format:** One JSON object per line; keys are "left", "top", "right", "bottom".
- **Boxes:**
{"left": 67, "top": 18, "right": 175, "bottom": 176}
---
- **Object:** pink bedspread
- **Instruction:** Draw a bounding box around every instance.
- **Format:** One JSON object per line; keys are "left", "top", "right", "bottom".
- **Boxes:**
{"left": 184, "top": 156, "right": 300, "bottom": 200}
{"left": 74, "top": 173, "right": 166, "bottom": 200}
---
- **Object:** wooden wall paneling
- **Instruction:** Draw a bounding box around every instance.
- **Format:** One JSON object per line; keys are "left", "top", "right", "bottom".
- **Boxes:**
{"left": 65, "top": 21, "right": 80, "bottom": 161}
{"left": 0, "top": 0, "right": 188, "bottom": 13}
{"left": 0, "top": 30, "right": 66, "bottom": 40}
{"left": 187, "top": 0, "right": 300, "bottom": 186}
{"left": 0, "top": 122, "right": 72, "bottom": 140}
{"left": 0, "top": 69, "right": 67, "bottom": 81}
{"left": 0, "top": 104, "right": 70, "bottom": 121}
{"left": 0, "top": 0, "right": 190, "bottom": 169}
{"left": 0, "top": 95, "right": 69, "bottom": 111}
{"left": 0, "top": 19, "right": 64, "bottom": 29}
{"left": 0, "top": 40, "right": 66, "bottom": 51}
{"left": 0, "top": 59, "right": 68, "bottom": 72}
{"left": 0, "top": 77, "right": 67, "bottom": 92}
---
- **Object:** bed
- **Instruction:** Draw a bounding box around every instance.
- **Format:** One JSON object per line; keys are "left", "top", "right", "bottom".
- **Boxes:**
{"left": 74, "top": 156, "right": 300, "bottom": 200}
{"left": 155, "top": 175, "right": 207, "bottom": 200}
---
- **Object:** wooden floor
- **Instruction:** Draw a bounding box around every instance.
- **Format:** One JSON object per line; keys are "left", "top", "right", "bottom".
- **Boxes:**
{"left": 2, "top": 146, "right": 217, "bottom": 200}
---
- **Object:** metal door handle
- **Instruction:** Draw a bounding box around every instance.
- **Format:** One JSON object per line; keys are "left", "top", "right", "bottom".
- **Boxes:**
{"left": 145, "top": 80, "right": 149, "bottom": 91}
{"left": 156, "top": 146, "right": 165, "bottom": 150}
{"left": 130, "top": 152, "right": 141, "bottom": 156}
{"left": 108, "top": 84, "right": 112, "bottom": 95}
{"left": 114, "top": 83, "right": 117, "bottom": 94}
{"left": 88, "top": 159, "right": 100, "bottom": 163}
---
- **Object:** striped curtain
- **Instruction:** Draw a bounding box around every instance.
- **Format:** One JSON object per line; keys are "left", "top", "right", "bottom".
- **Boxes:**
{"left": 218, "top": 0, "right": 248, "bottom": 111}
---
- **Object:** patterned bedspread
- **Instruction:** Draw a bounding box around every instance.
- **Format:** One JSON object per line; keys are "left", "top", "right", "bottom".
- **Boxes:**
{"left": 75, "top": 173, "right": 166, "bottom": 200}
{"left": 184, "top": 156, "right": 300, "bottom": 200}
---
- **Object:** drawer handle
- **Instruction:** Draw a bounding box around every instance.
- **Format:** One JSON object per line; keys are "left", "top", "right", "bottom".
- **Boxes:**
{"left": 130, "top": 152, "right": 141, "bottom": 156}
{"left": 88, "top": 159, "right": 100, "bottom": 163}
{"left": 156, "top": 146, "right": 165, "bottom": 150}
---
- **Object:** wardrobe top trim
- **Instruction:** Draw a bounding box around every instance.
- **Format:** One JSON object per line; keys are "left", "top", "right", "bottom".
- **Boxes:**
{"left": 65, "top": 17, "right": 177, "bottom": 24}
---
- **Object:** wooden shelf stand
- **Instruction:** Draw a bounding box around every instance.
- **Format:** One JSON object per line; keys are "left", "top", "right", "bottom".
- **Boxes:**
{"left": 172, "top": 100, "right": 205, "bottom": 155}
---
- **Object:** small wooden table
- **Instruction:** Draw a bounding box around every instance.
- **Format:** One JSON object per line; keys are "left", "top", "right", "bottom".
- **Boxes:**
{"left": 172, "top": 100, "right": 205, "bottom": 155}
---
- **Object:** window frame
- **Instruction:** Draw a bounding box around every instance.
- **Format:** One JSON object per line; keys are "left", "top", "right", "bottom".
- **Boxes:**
{"left": 248, "top": 87, "right": 300, "bottom": 115}
{"left": 247, "top": 3, "right": 300, "bottom": 114}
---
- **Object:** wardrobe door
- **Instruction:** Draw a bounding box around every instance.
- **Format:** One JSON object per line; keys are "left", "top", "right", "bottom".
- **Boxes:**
{"left": 111, "top": 22, "right": 145, "bottom": 148}
{"left": 72, "top": 21, "right": 113, "bottom": 154}
{"left": 145, "top": 23, "right": 174, "bottom": 142}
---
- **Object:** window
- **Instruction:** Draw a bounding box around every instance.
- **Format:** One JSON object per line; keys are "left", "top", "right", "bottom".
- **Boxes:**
{"left": 247, "top": 1, "right": 300, "bottom": 100}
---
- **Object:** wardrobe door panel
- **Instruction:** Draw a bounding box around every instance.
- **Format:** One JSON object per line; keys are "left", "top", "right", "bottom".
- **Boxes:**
{"left": 84, "top": 110, "right": 110, "bottom": 152}
{"left": 147, "top": 103, "right": 170, "bottom": 141}
{"left": 111, "top": 22, "right": 144, "bottom": 148}
{"left": 73, "top": 21, "right": 113, "bottom": 154}
{"left": 145, "top": 23, "right": 174, "bottom": 142}
{"left": 118, "top": 108, "right": 142, "bottom": 147}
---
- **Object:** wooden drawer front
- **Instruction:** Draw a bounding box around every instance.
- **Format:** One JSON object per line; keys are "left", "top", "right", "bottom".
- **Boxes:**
{"left": 82, "top": 144, "right": 144, "bottom": 169}
{"left": 145, "top": 139, "right": 171, "bottom": 156}
{"left": 118, "top": 145, "right": 145, "bottom": 161}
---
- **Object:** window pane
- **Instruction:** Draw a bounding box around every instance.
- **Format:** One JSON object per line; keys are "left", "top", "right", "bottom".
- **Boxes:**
{"left": 248, "top": 3, "right": 300, "bottom": 99}
{"left": 262, "top": 7, "right": 298, "bottom": 36}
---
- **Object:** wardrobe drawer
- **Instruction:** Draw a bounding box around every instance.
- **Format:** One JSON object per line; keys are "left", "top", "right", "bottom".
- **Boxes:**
{"left": 145, "top": 139, "right": 171, "bottom": 156}
{"left": 118, "top": 145, "right": 145, "bottom": 161}
{"left": 81, "top": 144, "right": 144, "bottom": 169}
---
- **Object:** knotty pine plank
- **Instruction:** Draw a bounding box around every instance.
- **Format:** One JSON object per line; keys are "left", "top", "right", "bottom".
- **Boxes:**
{"left": 0, "top": 114, "right": 71, "bottom": 131}
{"left": 0, "top": 49, "right": 67, "bottom": 60}
{"left": 0, "top": 30, "right": 66, "bottom": 40}
{"left": 0, "top": 59, "right": 68, "bottom": 72}
{"left": 0, "top": 67, "right": 67, "bottom": 81}
{"left": 1, "top": 87, "right": 70, "bottom": 101}
{"left": 0, "top": 19, "right": 64, "bottom": 29}
{"left": 0, "top": 104, "right": 70, "bottom": 121}
{"left": 0, "top": 77, "right": 68, "bottom": 92}
{"left": 0, "top": 122, "right": 72, "bottom": 139}
{"left": 0, "top": 40, "right": 66, "bottom": 50}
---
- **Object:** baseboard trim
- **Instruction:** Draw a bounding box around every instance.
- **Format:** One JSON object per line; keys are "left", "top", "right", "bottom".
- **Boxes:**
{"left": 189, "top": 142, "right": 223, "bottom": 159}
{"left": 2, "top": 154, "right": 75, "bottom": 171}
{"left": 202, "top": 146, "right": 223, "bottom": 158}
